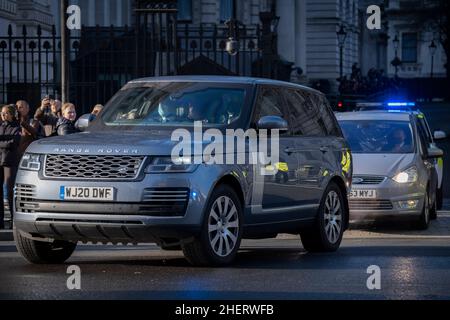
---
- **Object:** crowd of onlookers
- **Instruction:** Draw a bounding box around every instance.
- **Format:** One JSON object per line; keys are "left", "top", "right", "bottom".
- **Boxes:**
{"left": 0, "top": 96, "right": 103, "bottom": 229}
{"left": 338, "top": 64, "right": 402, "bottom": 96}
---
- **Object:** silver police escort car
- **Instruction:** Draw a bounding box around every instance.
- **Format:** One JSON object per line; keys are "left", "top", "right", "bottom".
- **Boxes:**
{"left": 337, "top": 109, "right": 444, "bottom": 229}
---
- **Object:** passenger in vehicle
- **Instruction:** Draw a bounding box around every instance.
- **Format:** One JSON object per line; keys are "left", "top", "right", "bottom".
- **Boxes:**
{"left": 222, "top": 93, "right": 243, "bottom": 124}
{"left": 187, "top": 102, "right": 209, "bottom": 124}
{"left": 158, "top": 99, "right": 180, "bottom": 123}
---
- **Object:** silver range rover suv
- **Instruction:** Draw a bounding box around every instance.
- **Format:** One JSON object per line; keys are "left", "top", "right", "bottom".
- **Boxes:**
{"left": 14, "top": 76, "right": 352, "bottom": 266}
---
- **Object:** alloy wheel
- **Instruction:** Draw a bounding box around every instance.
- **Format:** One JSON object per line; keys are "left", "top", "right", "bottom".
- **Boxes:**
{"left": 424, "top": 193, "right": 430, "bottom": 225}
{"left": 208, "top": 196, "right": 239, "bottom": 257}
{"left": 324, "top": 191, "right": 343, "bottom": 244}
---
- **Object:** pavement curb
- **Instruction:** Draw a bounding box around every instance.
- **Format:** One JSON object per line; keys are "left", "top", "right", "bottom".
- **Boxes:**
{"left": 0, "top": 230, "right": 13, "bottom": 242}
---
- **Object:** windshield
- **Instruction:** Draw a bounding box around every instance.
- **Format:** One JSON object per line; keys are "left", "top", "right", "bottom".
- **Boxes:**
{"left": 101, "top": 82, "right": 247, "bottom": 128}
{"left": 339, "top": 120, "right": 415, "bottom": 154}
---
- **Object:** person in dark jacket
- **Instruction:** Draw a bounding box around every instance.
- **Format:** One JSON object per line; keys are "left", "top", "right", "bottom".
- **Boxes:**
{"left": 16, "top": 100, "right": 41, "bottom": 158}
{"left": 0, "top": 105, "right": 21, "bottom": 229}
{"left": 56, "top": 103, "right": 81, "bottom": 136}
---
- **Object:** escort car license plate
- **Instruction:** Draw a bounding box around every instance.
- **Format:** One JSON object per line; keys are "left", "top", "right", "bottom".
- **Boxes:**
{"left": 349, "top": 189, "right": 377, "bottom": 199}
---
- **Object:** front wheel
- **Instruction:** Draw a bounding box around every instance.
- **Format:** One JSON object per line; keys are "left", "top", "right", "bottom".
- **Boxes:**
{"left": 430, "top": 188, "right": 438, "bottom": 220}
{"left": 300, "top": 182, "right": 347, "bottom": 252}
{"left": 436, "top": 187, "right": 443, "bottom": 211}
{"left": 14, "top": 228, "right": 77, "bottom": 264}
{"left": 417, "top": 191, "right": 431, "bottom": 230}
{"left": 182, "top": 185, "right": 243, "bottom": 266}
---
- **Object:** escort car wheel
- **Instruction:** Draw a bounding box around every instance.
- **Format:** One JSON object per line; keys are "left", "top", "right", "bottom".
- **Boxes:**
{"left": 301, "top": 182, "right": 346, "bottom": 253}
{"left": 417, "top": 191, "right": 431, "bottom": 230}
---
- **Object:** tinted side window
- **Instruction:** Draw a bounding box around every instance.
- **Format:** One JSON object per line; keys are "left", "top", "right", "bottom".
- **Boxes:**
{"left": 320, "top": 96, "right": 343, "bottom": 137}
{"left": 283, "top": 89, "right": 308, "bottom": 135}
{"left": 284, "top": 89, "right": 328, "bottom": 136}
{"left": 416, "top": 121, "right": 429, "bottom": 156}
{"left": 254, "top": 86, "right": 292, "bottom": 136}
{"left": 417, "top": 117, "right": 432, "bottom": 144}
{"left": 254, "top": 86, "right": 284, "bottom": 119}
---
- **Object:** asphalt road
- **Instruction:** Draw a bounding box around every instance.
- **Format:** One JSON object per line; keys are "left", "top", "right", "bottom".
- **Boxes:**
{"left": 1, "top": 212, "right": 450, "bottom": 300}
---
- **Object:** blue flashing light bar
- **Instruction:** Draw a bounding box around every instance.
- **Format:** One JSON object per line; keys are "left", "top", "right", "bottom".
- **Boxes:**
{"left": 387, "top": 102, "right": 416, "bottom": 107}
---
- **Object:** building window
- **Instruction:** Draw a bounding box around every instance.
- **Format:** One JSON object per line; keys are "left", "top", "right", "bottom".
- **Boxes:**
{"left": 177, "top": 0, "right": 192, "bottom": 22}
{"left": 220, "top": 0, "right": 236, "bottom": 22}
{"left": 402, "top": 33, "right": 418, "bottom": 63}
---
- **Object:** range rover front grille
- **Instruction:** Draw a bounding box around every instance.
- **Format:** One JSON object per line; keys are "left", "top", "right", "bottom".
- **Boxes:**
{"left": 15, "top": 184, "right": 39, "bottom": 213}
{"left": 44, "top": 155, "right": 145, "bottom": 180}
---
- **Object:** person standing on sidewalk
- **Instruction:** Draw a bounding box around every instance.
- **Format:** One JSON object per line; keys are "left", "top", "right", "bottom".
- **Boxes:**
{"left": 89, "top": 104, "right": 104, "bottom": 122}
{"left": 0, "top": 105, "right": 21, "bottom": 229}
{"left": 34, "top": 96, "right": 61, "bottom": 137}
{"left": 56, "top": 103, "right": 80, "bottom": 136}
{"left": 16, "top": 100, "right": 42, "bottom": 158}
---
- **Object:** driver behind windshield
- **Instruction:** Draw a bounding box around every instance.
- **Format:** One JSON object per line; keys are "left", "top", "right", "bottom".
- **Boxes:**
{"left": 383, "top": 128, "right": 412, "bottom": 153}
{"left": 339, "top": 120, "right": 414, "bottom": 154}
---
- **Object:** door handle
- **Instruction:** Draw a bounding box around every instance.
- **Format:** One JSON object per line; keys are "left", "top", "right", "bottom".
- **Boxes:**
{"left": 319, "top": 146, "right": 329, "bottom": 153}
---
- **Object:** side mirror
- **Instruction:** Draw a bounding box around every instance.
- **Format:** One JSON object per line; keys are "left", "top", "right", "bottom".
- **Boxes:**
{"left": 427, "top": 147, "right": 444, "bottom": 159}
{"left": 434, "top": 130, "right": 447, "bottom": 141}
{"left": 257, "top": 116, "right": 288, "bottom": 132}
{"left": 75, "top": 114, "right": 92, "bottom": 132}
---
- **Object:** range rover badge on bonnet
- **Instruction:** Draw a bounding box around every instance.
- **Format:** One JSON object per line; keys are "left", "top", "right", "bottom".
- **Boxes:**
{"left": 52, "top": 147, "right": 139, "bottom": 154}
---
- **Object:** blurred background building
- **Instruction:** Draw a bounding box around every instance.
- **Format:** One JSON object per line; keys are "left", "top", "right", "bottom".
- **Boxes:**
{"left": 0, "top": 0, "right": 448, "bottom": 109}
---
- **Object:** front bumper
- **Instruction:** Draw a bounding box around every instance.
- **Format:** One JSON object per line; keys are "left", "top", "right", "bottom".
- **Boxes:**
{"left": 14, "top": 212, "right": 201, "bottom": 245}
{"left": 13, "top": 165, "right": 227, "bottom": 244}
{"left": 348, "top": 178, "right": 425, "bottom": 219}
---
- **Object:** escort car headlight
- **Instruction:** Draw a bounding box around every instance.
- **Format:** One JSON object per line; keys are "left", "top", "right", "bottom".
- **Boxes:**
{"left": 19, "top": 153, "right": 41, "bottom": 171}
{"left": 145, "top": 157, "right": 198, "bottom": 173}
{"left": 393, "top": 167, "right": 418, "bottom": 184}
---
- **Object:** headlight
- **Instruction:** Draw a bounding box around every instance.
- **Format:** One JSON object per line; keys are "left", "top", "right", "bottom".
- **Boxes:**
{"left": 20, "top": 154, "right": 41, "bottom": 171}
{"left": 145, "top": 157, "right": 198, "bottom": 173}
{"left": 393, "top": 167, "right": 418, "bottom": 184}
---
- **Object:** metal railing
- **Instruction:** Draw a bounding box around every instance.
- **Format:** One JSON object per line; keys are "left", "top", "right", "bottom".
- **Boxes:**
{"left": 1, "top": 20, "right": 263, "bottom": 113}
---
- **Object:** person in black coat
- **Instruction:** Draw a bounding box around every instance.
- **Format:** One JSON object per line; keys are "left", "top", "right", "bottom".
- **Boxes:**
{"left": 56, "top": 103, "right": 81, "bottom": 136}
{"left": 0, "top": 105, "right": 21, "bottom": 229}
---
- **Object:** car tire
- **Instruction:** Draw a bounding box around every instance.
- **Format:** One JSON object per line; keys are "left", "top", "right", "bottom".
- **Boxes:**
{"left": 417, "top": 191, "right": 431, "bottom": 230}
{"left": 14, "top": 228, "right": 77, "bottom": 264}
{"left": 300, "top": 182, "right": 346, "bottom": 253}
{"left": 182, "top": 184, "right": 243, "bottom": 266}
{"left": 436, "top": 187, "right": 443, "bottom": 211}
{"left": 430, "top": 188, "right": 438, "bottom": 220}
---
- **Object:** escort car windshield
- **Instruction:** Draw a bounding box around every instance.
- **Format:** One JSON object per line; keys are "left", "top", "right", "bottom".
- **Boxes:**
{"left": 339, "top": 120, "right": 415, "bottom": 154}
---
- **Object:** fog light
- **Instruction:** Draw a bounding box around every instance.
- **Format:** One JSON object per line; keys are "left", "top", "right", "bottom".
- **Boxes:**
{"left": 398, "top": 200, "right": 419, "bottom": 209}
